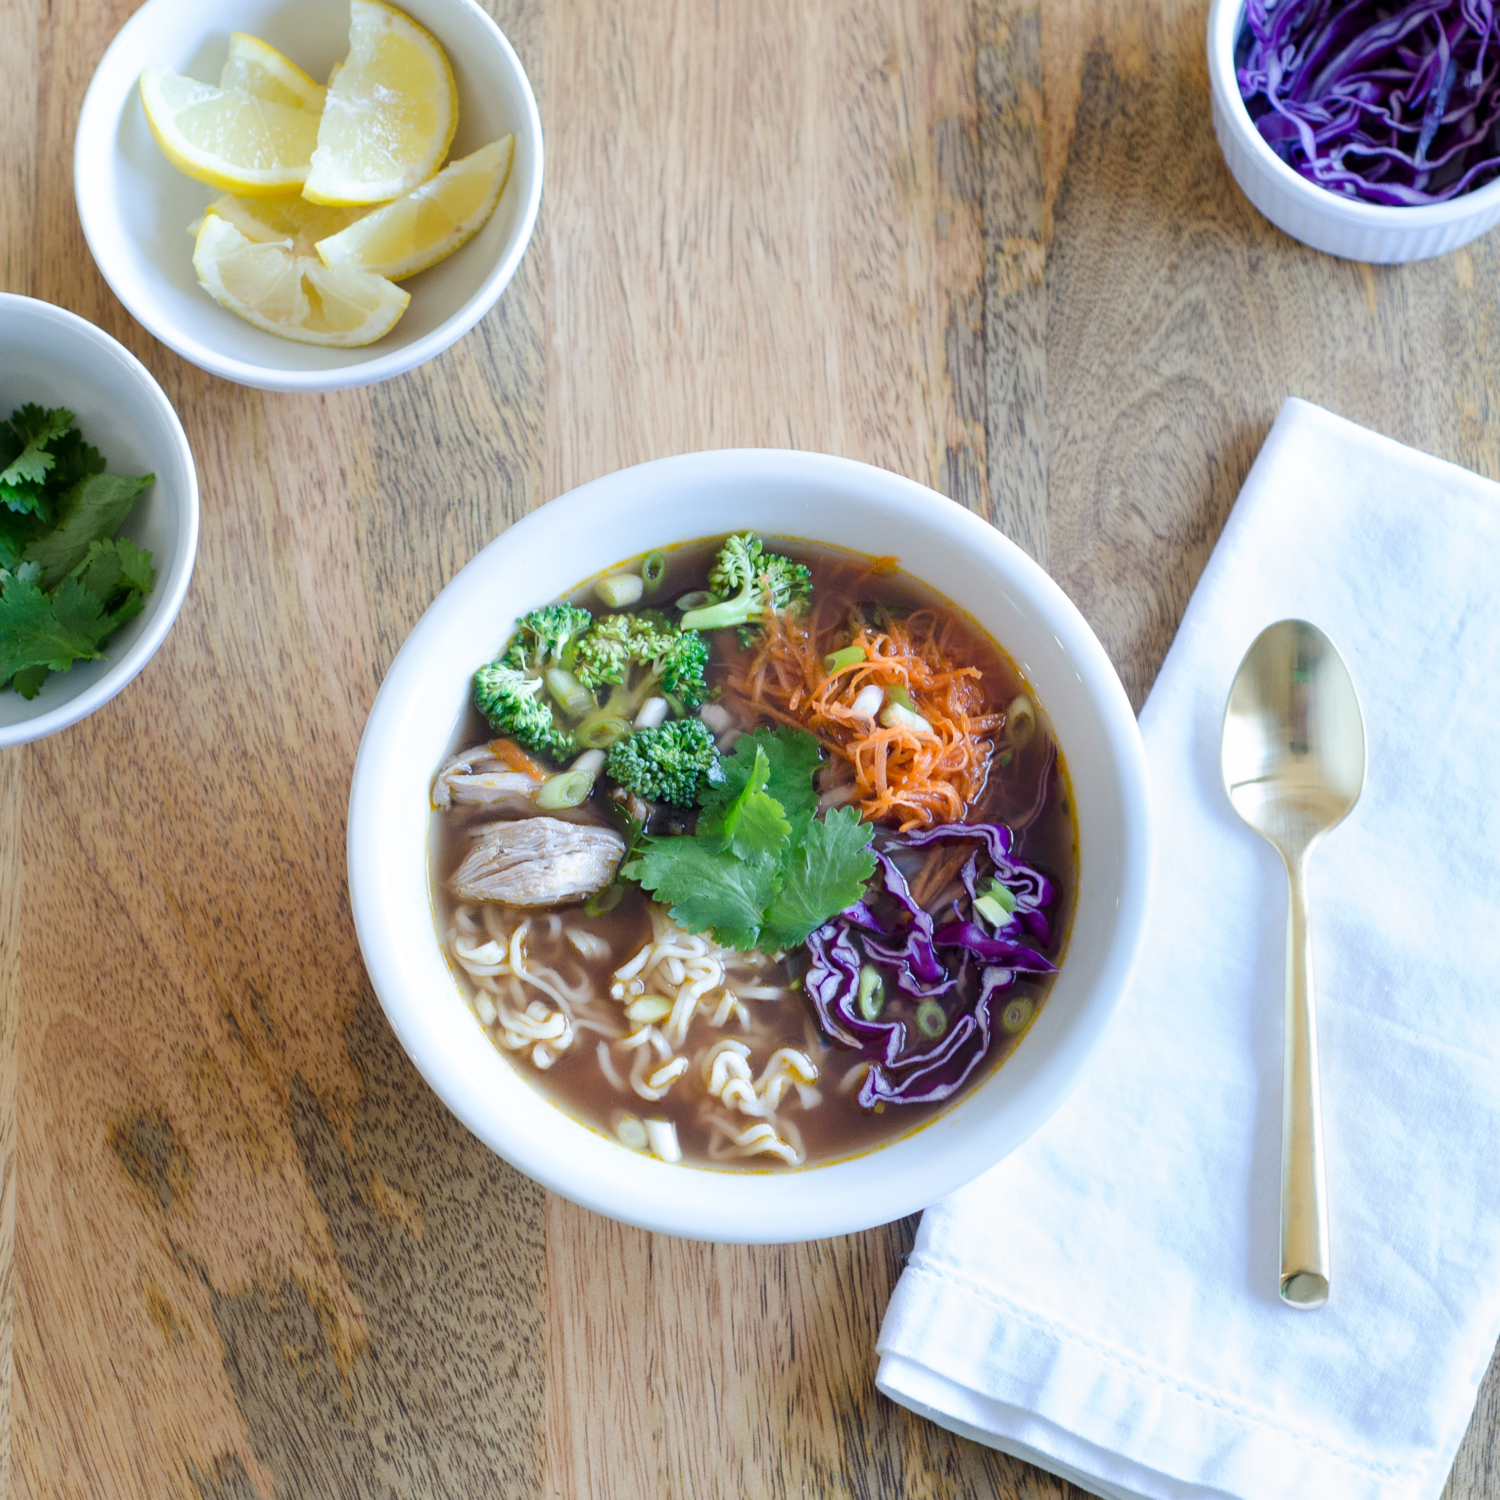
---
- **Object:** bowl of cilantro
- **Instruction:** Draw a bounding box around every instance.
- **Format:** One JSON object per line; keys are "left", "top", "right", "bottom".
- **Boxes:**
{"left": 0, "top": 294, "right": 198, "bottom": 746}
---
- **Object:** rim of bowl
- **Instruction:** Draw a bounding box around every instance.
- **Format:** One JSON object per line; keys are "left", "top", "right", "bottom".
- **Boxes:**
{"left": 347, "top": 451, "right": 1153, "bottom": 1242}
{"left": 73, "top": 0, "right": 544, "bottom": 393}
{"left": 1207, "top": 0, "right": 1500, "bottom": 226}
{"left": 0, "top": 294, "right": 199, "bottom": 748}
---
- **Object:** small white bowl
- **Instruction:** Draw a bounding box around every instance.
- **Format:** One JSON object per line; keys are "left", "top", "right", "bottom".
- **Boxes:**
{"left": 347, "top": 452, "right": 1152, "bottom": 1243}
{"left": 1208, "top": 0, "right": 1500, "bottom": 262}
{"left": 75, "top": 0, "right": 543, "bottom": 392}
{"left": 0, "top": 295, "right": 198, "bottom": 747}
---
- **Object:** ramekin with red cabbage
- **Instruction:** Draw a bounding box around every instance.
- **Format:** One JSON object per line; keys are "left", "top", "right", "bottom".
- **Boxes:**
{"left": 1238, "top": 0, "right": 1500, "bottom": 205}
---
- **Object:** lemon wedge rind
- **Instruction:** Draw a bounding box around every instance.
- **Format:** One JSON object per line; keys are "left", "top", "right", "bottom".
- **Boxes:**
{"left": 314, "top": 135, "right": 513, "bottom": 280}
{"left": 192, "top": 215, "right": 409, "bottom": 347}
{"left": 200, "top": 194, "right": 371, "bottom": 258}
{"left": 301, "top": 0, "right": 459, "bottom": 206}
{"left": 219, "top": 33, "right": 326, "bottom": 112}
{"left": 140, "top": 64, "right": 321, "bottom": 196}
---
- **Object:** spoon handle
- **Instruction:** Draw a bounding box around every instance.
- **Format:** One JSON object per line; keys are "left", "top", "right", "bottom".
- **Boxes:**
{"left": 1281, "top": 856, "right": 1330, "bottom": 1308}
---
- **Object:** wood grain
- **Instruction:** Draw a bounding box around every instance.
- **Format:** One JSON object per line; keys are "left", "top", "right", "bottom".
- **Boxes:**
{"left": 5, "top": 0, "right": 1500, "bottom": 1495}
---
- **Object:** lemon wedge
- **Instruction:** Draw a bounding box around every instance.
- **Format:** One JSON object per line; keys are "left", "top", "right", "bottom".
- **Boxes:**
{"left": 218, "top": 33, "right": 326, "bottom": 112}
{"left": 192, "top": 215, "right": 409, "bottom": 346}
{"left": 197, "top": 194, "right": 369, "bottom": 257}
{"left": 140, "top": 65, "right": 321, "bottom": 196}
{"left": 302, "top": 0, "right": 458, "bottom": 206}
{"left": 315, "top": 136, "right": 512, "bottom": 280}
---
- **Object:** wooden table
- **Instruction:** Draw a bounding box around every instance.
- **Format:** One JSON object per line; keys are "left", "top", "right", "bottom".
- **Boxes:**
{"left": 6, "top": 0, "right": 1500, "bottom": 1495}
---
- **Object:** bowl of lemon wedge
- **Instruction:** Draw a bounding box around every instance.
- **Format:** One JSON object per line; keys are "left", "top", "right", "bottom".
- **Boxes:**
{"left": 75, "top": 0, "right": 542, "bottom": 391}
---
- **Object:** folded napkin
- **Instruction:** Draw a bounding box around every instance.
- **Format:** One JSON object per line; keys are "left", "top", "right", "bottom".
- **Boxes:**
{"left": 876, "top": 397, "right": 1500, "bottom": 1500}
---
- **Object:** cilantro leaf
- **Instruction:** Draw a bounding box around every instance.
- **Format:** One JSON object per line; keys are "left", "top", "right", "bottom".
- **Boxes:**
{"left": 761, "top": 805, "right": 878, "bottom": 950}
{"left": 701, "top": 726, "right": 823, "bottom": 840}
{"left": 699, "top": 744, "right": 792, "bottom": 861}
{"left": 726, "top": 789, "right": 792, "bottom": 862}
{"left": 10, "top": 665, "right": 48, "bottom": 700}
{"left": 74, "top": 537, "right": 157, "bottom": 603}
{"left": 44, "top": 427, "right": 107, "bottom": 496}
{"left": 0, "top": 405, "right": 74, "bottom": 490}
{"left": 0, "top": 509, "right": 40, "bottom": 571}
{"left": 619, "top": 722, "right": 876, "bottom": 953}
{"left": 0, "top": 479, "right": 48, "bottom": 519}
{"left": 0, "top": 575, "right": 109, "bottom": 690}
{"left": 0, "top": 404, "right": 157, "bottom": 698}
{"left": 629, "top": 833, "right": 783, "bottom": 950}
{"left": 25, "top": 472, "right": 154, "bottom": 587}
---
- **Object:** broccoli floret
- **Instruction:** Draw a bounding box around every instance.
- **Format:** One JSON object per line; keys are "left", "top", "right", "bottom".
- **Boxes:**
{"left": 574, "top": 611, "right": 709, "bottom": 717}
{"left": 606, "top": 718, "right": 723, "bottom": 807}
{"left": 473, "top": 604, "right": 595, "bottom": 762}
{"left": 472, "top": 662, "right": 577, "bottom": 762}
{"left": 573, "top": 610, "right": 675, "bottom": 687}
{"left": 499, "top": 604, "right": 594, "bottom": 674}
{"left": 678, "top": 533, "right": 812, "bottom": 641}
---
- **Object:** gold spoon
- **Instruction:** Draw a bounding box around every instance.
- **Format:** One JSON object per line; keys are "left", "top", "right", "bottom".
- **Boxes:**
{"left": 1221, "top": 620, "right": 1365, "bottom": 1309}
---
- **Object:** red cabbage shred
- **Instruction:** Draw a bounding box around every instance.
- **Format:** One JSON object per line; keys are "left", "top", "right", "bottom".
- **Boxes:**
{"left": 804, "top": 821, "right": 1058, "bottom": 1110}
{"left": 1237, "top": 0, "right": 1500, "bottom": 204}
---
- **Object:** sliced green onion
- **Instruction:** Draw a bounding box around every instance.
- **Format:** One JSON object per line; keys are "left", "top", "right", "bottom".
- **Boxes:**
{"left": 984, "top": 878, "right": 1017, "bottom": 913}
{"left": 641, "top": 551, "right": 667, "bottom": 592}
{"left": 633, "top": 696, "right": 669, "bottom": 730}
{"left": 585, "top": 883, "right": 625, "bottom": 917}
{"left": 886, "top": 683, "right": 917, "bottom": 712}
{"left": 973, "top": 894, "right": 1010, "bottom": 927}
{"left": 545, "top": 667, "right": 595, "bottom": 719}
{"left": 644, "top": 1118, "right": 681, "bottom": 1162}
{"left": 616, "top": 1115, "right": 649, "bottom": 1150}
{"left": 880, "top": 701, "right": 936, "bottom": 737}
{"left": 675, "top": 590, "right": 713, "bottom": 612}
{"left": 1001, "top": 997, "right": 1034, "bottom": 1033}
{"left": 577, "top": 715, "right": 632, "bottom": 749}
{"left": 916, "top": 1000, "right": 947, "bottom": 1038}
{"left": 1006, "top": 694, "right": 1036, "bottom": 747}
{"left": 536, "top": 769, "right": 596, "bottom": 809}
{"left": 626, "top": 995, "right": 673, "bottom": 1023}
{"left": 596, "top": 573, "right": 644, "bottom": 608}
{"left": 858, "top": 964, "right": 885, "bottom": 1020}
{"left": 824, "top": 645, "right": 867, "bottom": 673}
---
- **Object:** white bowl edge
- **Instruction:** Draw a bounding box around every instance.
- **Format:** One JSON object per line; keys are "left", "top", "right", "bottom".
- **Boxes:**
{"left": 347, "top": 452, "right": 1153, "bottom": 1243}
{"left": 74, "top": 0, "right": 544, "bottom": 391}
{"left": 1206, "top": 0, "right": 1500, "bottom": 263}
{"left": 0, "top": 294, "right": 199, "bottom": 747}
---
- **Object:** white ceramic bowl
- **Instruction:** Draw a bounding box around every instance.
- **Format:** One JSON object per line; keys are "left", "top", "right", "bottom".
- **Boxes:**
{"left": 0, "top": 295, "right": 198, "bottom": 747}
{"left": 75, "top": 0, "right": 543, "bottom": 392}
{"left": 1208, "top": 0, "right": 1500, "bottom": 262}
{"left": 347, "top": 453, "right": 1152, "bottom": 1242}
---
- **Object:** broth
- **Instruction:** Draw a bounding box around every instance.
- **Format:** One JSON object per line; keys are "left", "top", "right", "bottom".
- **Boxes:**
{"left": 430, "top": 538, "right": 1076, "bottom": 1170}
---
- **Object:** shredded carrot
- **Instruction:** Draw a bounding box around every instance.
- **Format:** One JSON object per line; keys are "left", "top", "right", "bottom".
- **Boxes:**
{"left": 489, "top": 738, "right": 550, "bottom": 779}
{"left": 721, "top": 577, "right": 1001, "bottom": 831}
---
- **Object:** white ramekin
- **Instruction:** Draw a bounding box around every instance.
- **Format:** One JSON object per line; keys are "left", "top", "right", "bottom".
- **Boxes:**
{"left": 347, "top": 452, "right": 1153, "bottom": 1243}
{"left": 0, "top": 295, "right": 199, "bottom": 747}
{"left": 1208, "top": 0, "right": 1500, "bottom": 263}
{"left": 75, "top": 0, "right": 542, "bottom": 392}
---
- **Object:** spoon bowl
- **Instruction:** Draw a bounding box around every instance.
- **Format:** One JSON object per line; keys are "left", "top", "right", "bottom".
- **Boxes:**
{"left": 1222, "top": 620, "right": 1365, "bottom": 1308}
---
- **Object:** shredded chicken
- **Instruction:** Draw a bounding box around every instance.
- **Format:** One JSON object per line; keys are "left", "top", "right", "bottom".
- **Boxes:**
{"left": 451, "top": 817, "right": 626, "bottom": 906}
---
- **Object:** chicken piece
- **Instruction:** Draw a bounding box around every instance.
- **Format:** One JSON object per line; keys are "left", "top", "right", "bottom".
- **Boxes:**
{"left": 432, "top": 745, "right": 544, "bottom": 811}
{"left": 451, "top": 816, "right": 626, "bottom": 907}
{"left": 446, "top": 771, "right": 545, "bottom": 809}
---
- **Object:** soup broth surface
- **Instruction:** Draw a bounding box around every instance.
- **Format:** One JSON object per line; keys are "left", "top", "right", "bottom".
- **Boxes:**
{"left": 431, "top": 539, "right": 1076, "bottom": 1170}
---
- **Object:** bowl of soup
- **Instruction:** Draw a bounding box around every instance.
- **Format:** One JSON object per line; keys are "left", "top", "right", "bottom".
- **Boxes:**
{"left": 347, "top": 451, "right": 1150, "bottom": 1242}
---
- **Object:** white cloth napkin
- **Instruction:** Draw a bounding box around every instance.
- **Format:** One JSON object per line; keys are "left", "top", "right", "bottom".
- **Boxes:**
{"left": 875, "top": 397, "right": 1500, "bottom": 1500}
